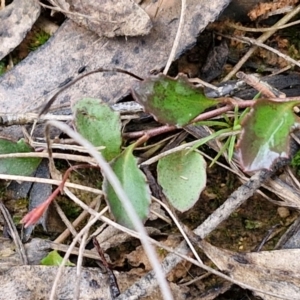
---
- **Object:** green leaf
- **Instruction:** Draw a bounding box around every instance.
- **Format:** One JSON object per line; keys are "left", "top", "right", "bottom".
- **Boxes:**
{"left": 73, "top": 98, "right": 122, "bottom": 161}
{"left": 157, "top": 150, "right": 206, "bottom": 212}
{"left": 237, "top": 99, "right": 300, "bottom": 172}
{"left": 103, "top": 144, "right": 151, "bottom": 229}
{"left": 41, "top": 250, "right": 75, "bottom": 266}
{"left": 0, "top": 138, "right": 41, "bottom": 176}
{"left": 190, "top": 127, "right": 230, "bottom": 152}
{"left": 131, "top": 74, "right": 218, "bottom": 127}
{"left": 195, "top": 120, "right": 231, "bottom": 128}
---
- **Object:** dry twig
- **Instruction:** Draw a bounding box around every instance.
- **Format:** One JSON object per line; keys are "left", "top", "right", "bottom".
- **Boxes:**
{"left": 163, "top": 0, "right": 186, "bottom": 75}
{"left": 0, "top": 202, "right": 28, "bottom": 264}
{"left": 226, "top": 19, "right": 300, "bottom": 32}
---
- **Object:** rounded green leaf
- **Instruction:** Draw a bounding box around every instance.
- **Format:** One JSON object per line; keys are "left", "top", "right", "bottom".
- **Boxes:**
{"left": 0, "top": 138, "right": 41, "bottom": 176}
{"left": 131, "top": 74, "right": 218, "bottom": 127}
{"left": 157, "top": 150, "right": 206, "bottom": 212}
{"left": 73, "top": 98, "right": 122, "bottom": 161}
{"left": 237, "top": 99, "right": 300, "bottom": 172}
{"left": 103, "top": 144, "right": 151, "bottom": 229}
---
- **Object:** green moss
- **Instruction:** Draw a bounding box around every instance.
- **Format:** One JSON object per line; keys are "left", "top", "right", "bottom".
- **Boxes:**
{"left": 0, "top": 61, "right": 6, "bottom": 75}
{"left": 29, "top": 30, "right": 51, "bottom": 51}
{"left": 291, "top": 150, "right": 300, "bottom": 175}
{"left": 58, "top": 197, "right": 82, "bottom": 220}
{"left": 244, "top": 219, "right": 263, "bottom": 230}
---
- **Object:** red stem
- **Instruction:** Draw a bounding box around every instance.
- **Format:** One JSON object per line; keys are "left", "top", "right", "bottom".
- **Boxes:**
{"left": 123, "top": 100, "right": 254, "bottom": 140}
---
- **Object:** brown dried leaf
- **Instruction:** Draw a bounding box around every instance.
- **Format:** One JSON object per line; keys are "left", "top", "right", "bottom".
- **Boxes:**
{"left": 201, "top": 240, "right": 300, "bottom": 300}
{"left": 125, "top": 236, "right": 191, "bottom": 281}
{"left": 58, "top": 0, "right": 152, "bottom": 37}
{"left": 126, "top": 245, "right": 153, "bottom": 275}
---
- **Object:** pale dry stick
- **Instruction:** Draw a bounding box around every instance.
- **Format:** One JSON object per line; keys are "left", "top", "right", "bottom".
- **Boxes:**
{"left": 194, "top": 170, "right": 273, "bottom": 237}
{"left": 197, "top": 149, "right": 244, "bottom": 179}
{"left": 45, "top": 118, "right": 65, "bottom": 183}
{"left": 73, "top": 227, "right": 89, "bottom": 300}
{"left": 64, "top": 187, "right": 101, "bottom": 218}
{"left": 49, "top": 206, "right": 109, "bottom": 300}
{"left": 83, "top": 222, "right": 107, "bottom": 248}
{"left": 150, "top": 208, "right": 172, "bottom": 225}
{"left": 291, "top": 132, "right": 300, "bottom": 145}
{"left": 222, "top": 4, "right": 300, "bottom": 82}
{"left": 0, "top": 152, "right": 97, "bottom": 164}
{"left": 236, "top": 71, "right": 278, "bottom": 98}
{"left": 74, "top": 199, "right": 101, "bottom": 300}
{"left": 0, "top": 102, "right": 143, "bottom": 126}
{"left": 141, "top": 140, "right": 199, "bottom": 166}
{"left": 286, "top": 166, "right": 300, "bottom": 190}
{"left": 226, "top": 19, "right": 300, "bottom": 32}
{"left": 0, "top": 202, "right": 28, "bottom": 264}
{"left": 180, "top": 272, "right": 211, "bottom": 286}
{"left": 56, "top": 187, "right": 291, "bottom": 299}
{"left": 0, "top": 0, "right": 5, "bottom": 9}
{"left": 53, "top": 201, "right": 78, "bottom": 240}
{"left": 31, "top": 142, "right": 105, "bottom": 153}
{"left": 264, "top": 6, "right": 295, "bottom": 18}
{"left": 46, "top": 120, "right": 174, "bottom": 300}
{"left": 63, "top": 180, "right": 108, "bottom": 249}
{"left": 0, "top": 174, "right": 103, "bottom": 195}
{"left": 0, "top": 113, "right": 72, "bottom": 125}
{"left": 269, "top": 64, "right": 292, "bottom": 76}
{"left": 163, "top": 0, "right": 186, "bottom": 75}
{"left": 188, "top": 77, "right": 220, "bottom": 91}
{"left": 46, "top": 240, "right": 102, "bottom": 260}
{"left": 54, "top": 197, "right": 100, "bottom": 244}
{"left": 152, "top": 197, "right": 203, "bottom": 264}
{"left": 236, "top": 35, "right": 300, "bottom": 69}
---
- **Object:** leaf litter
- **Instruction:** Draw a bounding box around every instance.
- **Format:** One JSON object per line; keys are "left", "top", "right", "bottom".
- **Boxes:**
{"left": 2, "top": 0, "right": 300, "bottom": 299}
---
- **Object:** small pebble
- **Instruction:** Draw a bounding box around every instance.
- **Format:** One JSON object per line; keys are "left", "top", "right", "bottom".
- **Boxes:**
{"left": 277, "top": 207, "right": 290, "bottom": 218}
